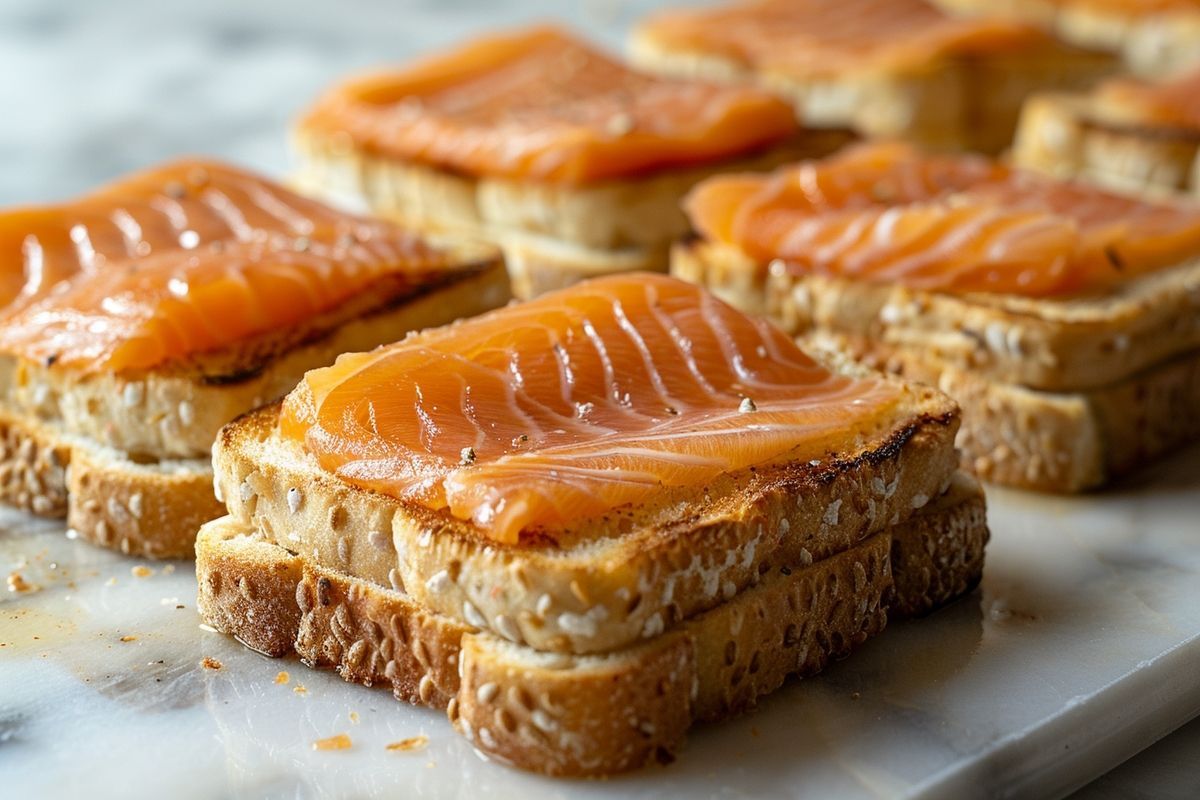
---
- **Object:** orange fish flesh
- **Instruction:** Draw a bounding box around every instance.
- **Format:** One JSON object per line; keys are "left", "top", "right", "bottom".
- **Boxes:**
{"left": 297, "top": 26, "right": 798, "bottom": 184}
{"left": 0, "top": 160, "right": 464, "bottom": 372}
{"left": 280, "top": 273, "right": 904, "bottom": 544}
{"left": 684, "top": 142, "right": 1200, "bottom": 296}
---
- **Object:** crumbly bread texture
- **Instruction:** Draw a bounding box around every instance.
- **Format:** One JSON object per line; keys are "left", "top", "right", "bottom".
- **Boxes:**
{"left": 196, "top": 473, "right": 987, "bottom": 776}
{"left": 804, "top": 330, "right": 1200, "bottom": 491}
{"left": 933, "top": 0, "right": 1200, "bottom": 76}
{"left": 628, "top": 26, "right": 1115, "bottom": 154}
{"left": 673, "top": 238, "right": 1200, "bottom": 392}
{"left": 291, "top": 130, "right": 852, "bottom": 298}
{"left": 671, "top": 238, "right": 1200, "bottom": 491}
{"left": 1013, "top": 91, "right": 1200, "bottom": 198}
{"left": 0, "top": 261, "right": 509, "bottom": 558}
{"left": 214, "top": 379, "right": 962, "bottom": 655}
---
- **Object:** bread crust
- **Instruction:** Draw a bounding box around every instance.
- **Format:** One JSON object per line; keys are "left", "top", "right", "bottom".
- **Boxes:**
{"left": 628, "top": 26, "right": 1115, "bottom": 154}
{"left": 808, "top": 330, "right": 1200, "bottom": 492}
{"left": 0, "top": 263, "right": 510, "bottom": 558}
{"left": 215, "top": 388, "right": 961, "bottom": 654}
{"left": 196, "top": 474, "right": 987, "bottom": 776}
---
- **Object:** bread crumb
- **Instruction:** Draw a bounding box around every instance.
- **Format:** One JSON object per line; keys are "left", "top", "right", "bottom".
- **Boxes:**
{"left": 312, "top": 733, "right": 352, "bottom": 751}
{"left": 293, "top": 684, "right": 308, "bottom": 695}
{"left": 119, "top": 635, "right": 138, "bottom": 642}
{"left": 105, "top": 577, "right": 118, "bottom": 586}
{"left": 131, "top": 565, "right": 153, "bottom": 578}
{"left": 274, "top": 671, "right": 290, "bottom": 685}
{"left": 161, "top": 564, "right": 176, "bottom": 575}
{"left": 349, "top": 711, "right": 360, "bottom": 724}
{"left": 386, "top": 736, "right": 428, "bottom": 753}
{"left": 201, "top": 656, "right": 223, "bottom": 670}
{"left": 7, "top": 572, "right": 37, "bottom": 593}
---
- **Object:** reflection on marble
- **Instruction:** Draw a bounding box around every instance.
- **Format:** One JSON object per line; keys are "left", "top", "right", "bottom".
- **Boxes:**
{"left": 3, "top": 445, "right": 1200, "bottom": 799}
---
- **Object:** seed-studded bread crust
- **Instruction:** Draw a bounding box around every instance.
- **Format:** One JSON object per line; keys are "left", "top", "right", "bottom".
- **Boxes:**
{"left": 215, "top": 381, "right": 962, "bottom": 654}
{"left": 1013, "top": 91, "right": 1200, "bottom": 199}
{"left": 628, "top": 26, "right": 1115, "bottom": 154}
{"left": 672, "top": 238, "right": 1200, "bottom": 392}
{"left": 291, "top": 129, "right": 852, "bottom": 298}
{"left": 196, "top": 474, "right": 987, "bottom": 776}
{"left": 0, "top": 261, "right": 510, "bottom": 558}
{"left": 804, "top": 330, "right": 1200, "bottom": 492}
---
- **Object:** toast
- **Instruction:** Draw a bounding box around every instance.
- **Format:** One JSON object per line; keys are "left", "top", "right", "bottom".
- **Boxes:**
{"left": 1013, "top": 70, "right": 1200, "bottom": 198}
{"left": 290, "top": 26, "right": 850, "bottom": 298}
{"left": 0, "top": 160, "right": 509, "bottom": 557}
{"left": 934, "top": 0, "right": 1200, "bottom": 76}
{"left": 629, "top": 0, "right": 1116, "bottom": 154}
{"left": 672, "top": 142, "right": 1200, "bottom": 491}
{"left": 196, "top": 273, "right": 988, "bottom": 774}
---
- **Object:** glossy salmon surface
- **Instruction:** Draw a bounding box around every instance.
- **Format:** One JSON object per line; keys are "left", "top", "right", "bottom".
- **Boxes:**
{"left": 280, "top": 273, "right": 904, "bottom": 544}
{"left": 637, "top": 0, "right": 1048, "bottom": 79}
{"left": 0, "top": 160, "right": 467, "bottom": 372}
{"left": 685, "top": 142, "right": 1200, "bottom": 296}
{"left": 298, "top": 26, "right": 798, "bottom": 184}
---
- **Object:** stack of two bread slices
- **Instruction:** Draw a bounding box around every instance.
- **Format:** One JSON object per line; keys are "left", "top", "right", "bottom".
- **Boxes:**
{"left": 198, "top": 274, "right": 988, "bottom": 776}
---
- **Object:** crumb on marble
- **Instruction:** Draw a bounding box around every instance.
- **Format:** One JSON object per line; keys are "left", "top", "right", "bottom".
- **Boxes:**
{"left": 201, "top": 656, "right": 223, "bottom": 670}
{"left": 119, "top": 635, "right": 138, "bottom": 642}
{"left": 312, "top": 733, "right": 352, "bottom": 751}
{"left": 349, "top": 711, "right": 360, "bottom": 724}
{"left": 131, "top": 565, "right": 153, "bottom": 578}
{"left": 293, "top": 684, "right": 308, "bottom": 695}
{"left": 274, "top": 671, "right": 290, "bottom": 685}
{"left": 387, "top": 736, "right": 428, "bottom": 753}
{"left": 7, "top": 572, "right": 38, "bottom": 593}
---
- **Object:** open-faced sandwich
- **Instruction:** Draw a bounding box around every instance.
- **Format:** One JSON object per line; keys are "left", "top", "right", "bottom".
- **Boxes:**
{"left": 0, "top": 160, "right": 507, "bottom": 557}
{"left": 675, "top": 141, "right": 1200, "bottom": 492}
{"left": 291, "top": 25, "right": 850, "bottom": 299}
{"left": 630, "top": 0, "right": 1116, "bottom": 154}
{"left": 197, "top": 272, "right": 988, "bottom": 775}
{"left": 934, "top": 0, "right": 1200, "bottom": 76}
{"left": 1015, "top": 66, "right": 1200, "bottom": 198}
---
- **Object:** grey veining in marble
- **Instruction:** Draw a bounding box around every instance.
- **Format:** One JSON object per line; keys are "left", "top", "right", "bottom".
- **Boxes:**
{"left": 2, "top": 1, "right": 1200, "bottom": 797}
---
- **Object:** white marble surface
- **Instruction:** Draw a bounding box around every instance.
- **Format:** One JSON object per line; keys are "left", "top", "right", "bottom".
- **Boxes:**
{"left": 2, "top": 0, "right": 1200, "bottom": 796}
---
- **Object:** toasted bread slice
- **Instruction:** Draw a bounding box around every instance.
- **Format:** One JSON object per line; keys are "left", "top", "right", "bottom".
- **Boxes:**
{"left": 629, "top": 0, "right": 1116, "bottom": 154}
{"left": 934, "top": 0, "right": 1200, "bottom": 76}
{"left": 0, "top": 263, "right": 509, "bottom": 557}
{"left": 1013, "top": 90, "right": 1200, "bottom": 199}
{"left": 804, "top": 330, "right": 1200, "bottom": 491}
{"left": 196, "top": 473, "right": 987, "bottom": 776}
{"left": 215, "top": 382, "right": 961, "bottom": 654}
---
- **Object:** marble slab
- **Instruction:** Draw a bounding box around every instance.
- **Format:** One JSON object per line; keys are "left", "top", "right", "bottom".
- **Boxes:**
{"left": 3, "top": 444, "right": 1199, "bottom": 799}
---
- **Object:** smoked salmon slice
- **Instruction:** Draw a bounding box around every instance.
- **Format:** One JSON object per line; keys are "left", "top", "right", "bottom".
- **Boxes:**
{"left": 685, "top": 142, "right": 1200, "bottom": 296}
{"left": 296, "top": 26, "right": 798, "bottom": 184}
{"left": 635, "top": 0, "right": 1049, "bottom": 78}
{"left": 280, "top": 273, "right": 905, "bottom": 544}
{"left": 0, "top": 160, "right": 471, "bottom": 372}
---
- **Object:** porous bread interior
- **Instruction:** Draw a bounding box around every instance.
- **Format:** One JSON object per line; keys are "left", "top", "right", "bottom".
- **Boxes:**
{"left": 0, "top": 262, "right": 510, "bottom": 558}
{"left": 670, "top": 237, "right": 1200, "bottom": 392}
{"left": 0, "top": 250, "right": 506, "bottom": 459}
{"left": 1012, "top": 91, "right": 1200, "bottom": 198}
{"left": 627, "top": 25, "right": 1115, "bottom": 154}
{"left": 803, "top": 329, "right": 1200, "bottom": 491}
{"left": 195, "top": 472, "right": 987, "bottom": 776}
{"left": 215, "top": 366, "right": 962, "bottom": 654}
